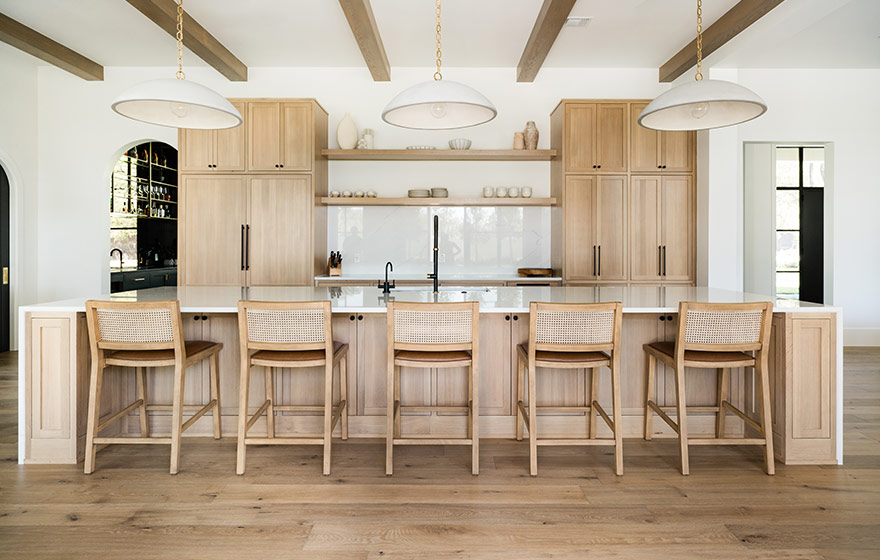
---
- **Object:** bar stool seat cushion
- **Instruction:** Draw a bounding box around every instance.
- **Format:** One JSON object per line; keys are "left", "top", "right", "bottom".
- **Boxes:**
{"left": 646, "top": 341, "right": 755, "bottom": 367}
{"left": 518, "top": 344, "right": 609, "bottom": 364}
{"left": 252, "top": 341, "right": 346, "bottom": 363}
{"left": 395, "top": 350, "right": 472, "bottom": 364}
{"left": 105, "top": 340, "right": 220, "bottom": 366}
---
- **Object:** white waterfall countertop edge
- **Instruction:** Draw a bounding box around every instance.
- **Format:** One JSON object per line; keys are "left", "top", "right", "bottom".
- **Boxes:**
{"left": 20, "top": 285, "right": 839, "bottom": 314}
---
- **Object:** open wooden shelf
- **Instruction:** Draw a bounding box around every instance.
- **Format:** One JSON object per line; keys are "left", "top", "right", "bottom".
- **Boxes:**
{"left": 321, "top": 149, "right": 557, "bottom": 161}
{"left": 319, "top": 197, "right": 556, "bottom": 207}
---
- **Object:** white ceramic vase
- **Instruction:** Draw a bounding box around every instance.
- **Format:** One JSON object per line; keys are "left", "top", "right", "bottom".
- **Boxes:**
{"left": 337, "top": 113, "right": 358, "bottom": 150}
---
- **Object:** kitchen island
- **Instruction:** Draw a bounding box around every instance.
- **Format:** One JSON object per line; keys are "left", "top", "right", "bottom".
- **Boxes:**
{"left": 19, "top": 285, "right": 841, "bottom": 466}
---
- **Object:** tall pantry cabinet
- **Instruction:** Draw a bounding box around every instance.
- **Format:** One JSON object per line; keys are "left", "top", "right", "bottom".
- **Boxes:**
{"left": 551, "top": 99, "right": 696, "bottom": 284}
{"left": 178, "top": 99, "right": 328, "bottom": 286}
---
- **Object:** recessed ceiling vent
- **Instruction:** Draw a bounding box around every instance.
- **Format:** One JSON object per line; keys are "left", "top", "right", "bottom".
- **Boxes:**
{"left": 564, "top": 17, "right": 592, "bottom": 28}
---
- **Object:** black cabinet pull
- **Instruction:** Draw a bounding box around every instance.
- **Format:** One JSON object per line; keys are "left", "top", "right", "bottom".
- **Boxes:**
{"left": 513, "top": 315, "right": 519, "bottom": 321}
{"left": 505, "top": 315, "right": 510, "bottom": 321}
{"left": 349, "top": 315, "right": 355, "bottom": 321}
{"left": 660, "top": 315, "right": 666, "bottom": 321}
{"left": 662, "top": 245, "right": 667, "bottom": 276}
{"left": 597, "top": 165, "right": 601, "bottom": 168}
{"left": 194, "top": 315, "right": 201, "bottom": 321}
{"left": 597, "top": 245, "right": 601, "bottom": 277}
{"left": 357, "top": 315, "right": 363, "bottom": 321}
{"left": 666, "top": 315, "right": 673, "bottom": 321}
{"left": 241, "top": 225, "right": 245, "bottom": 270}
{"left": 201, "top": 315, "right": 208, "bottom": 321}
{"left": 245, "top": 225, "right": 250, "bottom": 270}
{"left": 279, "top": 164, "right": 284, "bottom": 168}
{"left": 592, "top": 245, "right": 597, "bottom": 276}
{"left": 658, "top": 246, "right": 662, "bottom": 276}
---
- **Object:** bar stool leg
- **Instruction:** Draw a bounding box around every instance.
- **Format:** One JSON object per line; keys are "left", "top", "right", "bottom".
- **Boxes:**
{"left": 323, "top": 362, "right": 333, "bottom": 476}
{"left": 385, "top": 360, "right": 395, "bottom": 476}
{"left": 236, "top": 362, "right": 251, "bottom": 475}
{"left": 339, "top": 357, "right": 349, "bottom": 440}
{"left": 756, "top": 357, "right": 776, "bottom": 475}
{"left": 589, "top": 367, "right": 598, "bottom": 439}
{"left": 610, "top": 362, "right": 624, "bottom": 476}
{"left": 515, "top": 355, "right": 524, "bottom": 441}
{"left": 393, "top": 365, "right": 401, "bottom": 438}
{"left": 265, "top": 367, "right": 275, "bottom": 438}
{"left": 528, "top": 362, "right": 538, "bottom": 476}
{"left": 471, "top": 362, "right": 479, "bottom": 476}
{"left": 644, "top": 354, "right": 656, "bottom": 440}
{"left": 169, "top": 363, "right": 186, "bottom": 475}
{"left": 715, "top": 368, "right": 728, "bottom": 438}
{"left": 210, "top": 354, "right": 221, "bottom": 439}
{"left": 84, "top": 361, "right": 104, "bottom": 474}
{"left": 136, "top": 366, "right": 149, "bottom": 437}
{"left": 673, "top": 364, "right": 689, "bottom": 476}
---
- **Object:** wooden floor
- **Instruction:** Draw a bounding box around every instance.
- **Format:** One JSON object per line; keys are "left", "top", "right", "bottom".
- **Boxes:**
{"left": 1, "top": 349, "right": 878, "bottom": 559}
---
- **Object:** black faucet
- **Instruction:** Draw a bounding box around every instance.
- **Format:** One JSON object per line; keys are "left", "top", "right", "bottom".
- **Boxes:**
{"left": 110, "top": 247, "right": 123, "bottom": 270}
{"left": 378, "top": 261, "right": 395, "bottom": 294}
{"left": 426, "top": 215, "right": 439, "bottom": 294}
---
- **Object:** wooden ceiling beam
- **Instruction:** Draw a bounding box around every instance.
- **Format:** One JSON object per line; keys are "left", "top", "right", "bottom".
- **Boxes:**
{"left": 659, "top": 0, "right": 785, "bottom": 83}
{"left": 516, "top": 0, "right": 577, "bottom": 83}
{"left": 126, "top": 0, "right": 247, "bottom": 81}
{"left": 0, "top": 13, "right": 103, "bottom": 80}
{"left": 338, "top": 0, "right": 390, "bottom": 81}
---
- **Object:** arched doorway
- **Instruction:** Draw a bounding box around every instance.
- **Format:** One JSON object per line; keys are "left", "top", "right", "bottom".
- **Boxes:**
{"left": 1, "top": 163, "right": 9, "bottom": 352}
{"left": 110, "top": 141, "right": 178, "bottom": 293}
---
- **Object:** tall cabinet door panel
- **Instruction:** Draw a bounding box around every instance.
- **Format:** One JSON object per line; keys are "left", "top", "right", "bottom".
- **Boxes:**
{"left": 564, "top": 175, "right": 596, "bottom": 280}
{"left": 630, "top": 102, "right": 660, "bottom": 172}
{"left": 596, "top": 103, "right": 628, "bottom": 172}
{"left": 660, "top": 131, "right": 693, "bottom": 172}
{"left": 595, "top": 176, "right": 627, "bottom": 281}
{"left": 179, "top": 129, "right": 214, "bottom": 172}
{"left": 214, "top": 101, "right": 246, "bottom": 171}
{"left": 660, "top": 176, "right": 693, "bottom": 281}
{"left": 181, "top": 176, "right": 246, "bottom": 285}
{"left": 280, "top": 103, "right": 312, "bottom": 171}
{"left": 247, "top": 102, "right": 280, "bottom": 171}
{"left": 564, "top": 104, "right": 595, "bottom": 173}
{"left": 630, "top": 176, "right": 661, "bottom": 281}
{"left": 247, "top": 175, "right": 312, "bottom": 286}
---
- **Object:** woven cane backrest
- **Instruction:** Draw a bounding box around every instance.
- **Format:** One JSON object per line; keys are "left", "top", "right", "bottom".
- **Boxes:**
{"left": 394, "top": 308, "right": 473, "bottom": 345}
{"left": 95, "top": 307, "right": 174, "bottom": 343}
{"left": 246, "top": 308, "right": 326, "bottom": 344}
{"left": 684, "top": 309, "right": 764, "bottom": 345}
{"left": 535, "top": 309, "right": 615, "bottom": 345}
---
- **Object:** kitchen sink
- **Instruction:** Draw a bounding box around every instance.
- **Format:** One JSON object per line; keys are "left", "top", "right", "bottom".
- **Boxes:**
{"left": 388, "top": 286, "right": 491, "bottom": 293}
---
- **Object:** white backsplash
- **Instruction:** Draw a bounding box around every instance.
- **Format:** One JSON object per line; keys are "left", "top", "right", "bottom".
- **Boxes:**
{"left": 327, "top": 206, "right": 552, "bottom": 276}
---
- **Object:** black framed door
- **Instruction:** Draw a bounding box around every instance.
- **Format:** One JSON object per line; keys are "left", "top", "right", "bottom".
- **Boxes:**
{"left": 1, "top": 164, "right": 9, "bottom": 352}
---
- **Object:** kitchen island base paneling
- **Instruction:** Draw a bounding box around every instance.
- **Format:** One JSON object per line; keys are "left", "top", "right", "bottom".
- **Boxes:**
{"left": 21, "top": 305, "right": 838, "bottom": 467}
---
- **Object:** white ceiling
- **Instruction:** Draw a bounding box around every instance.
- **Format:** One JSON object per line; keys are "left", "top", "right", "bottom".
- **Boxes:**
{"left": 0, "top": 0, "right": 875, "bottom": 73}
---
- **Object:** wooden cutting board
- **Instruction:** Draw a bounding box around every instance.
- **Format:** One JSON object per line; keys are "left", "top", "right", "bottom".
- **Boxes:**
{"left": 517, "top": 268, "right": 554, "bottom": 277}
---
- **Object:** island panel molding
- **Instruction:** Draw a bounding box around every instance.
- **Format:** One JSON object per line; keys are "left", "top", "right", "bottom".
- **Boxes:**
{"left": 550, "top": 99, "right": 696, "bottom": 285}
{"left": 19, "top": 287, "right": 841, "bottom": 467}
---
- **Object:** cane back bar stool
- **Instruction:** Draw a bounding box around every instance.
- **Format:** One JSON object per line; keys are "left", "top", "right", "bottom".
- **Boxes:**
{"left": 236, "top": 301, "right": 348, "bottom": 476}
{"left": 386, "top": 301, "right": 480, "bottom": 476}
{"left": 643, "top": 301, "right": 775, "bottom": 475}
{"left": 516, "top": 302, "right": 624, "bottom": 476}
{"left": 84, "top": 300, "right": 223, "bottom": 475}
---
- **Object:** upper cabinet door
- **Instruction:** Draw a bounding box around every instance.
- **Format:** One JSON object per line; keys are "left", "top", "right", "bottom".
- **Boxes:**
{"left": 595, "top": 103, "right": 628, "bottom": 172}
{"left": 247, "top": 175, "right": 312, "bottom": 286}
{"left": 181, "top": 175, "right": 247, "bottom": 286}
{"left": 280, "top": 103, "right": 312, "bottom": 171}
{"left": 660, "top": 131, "right": 693, "bottom": 172}
{"left": 629, "top": 176, "right": 662, "bottom": 281}
{"left": 179, "top": 129, "right": 214, "bottom": 172}
{"left": 564, "top": 175, "right": 596, "bottom": 280}
{"left": 630, "top": 102, "right": 661, "bottom": 172}
{"left": 564, "top": 104, "right": 596, "bottom": 173}
{"left": 248, "top": 102, "right": 281, "bottom": 171}
{"left": 595, "top": 175, "right": 627, "bottom": 281}
{"left": 660, "top": 175, "right": 693, "bottom": 281}
{"left": 214, "top": 101, "right": 246, "bottom": 171}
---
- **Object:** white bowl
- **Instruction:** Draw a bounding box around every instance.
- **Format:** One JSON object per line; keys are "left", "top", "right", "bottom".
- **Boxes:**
{"left": 448, "top": 139, "right": 472, "bottom": 150}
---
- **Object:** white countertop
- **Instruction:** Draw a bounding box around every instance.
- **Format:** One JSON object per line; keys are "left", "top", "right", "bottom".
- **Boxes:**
{"left": 314, "top": 274, "right": 562, "bottom": 282}
{"left": 21, "top": 285, "right": 837, "bottom": 314}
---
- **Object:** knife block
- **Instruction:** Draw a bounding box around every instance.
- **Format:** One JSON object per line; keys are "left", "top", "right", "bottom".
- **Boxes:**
{"left": 328, "top": 260, "right": 342, "bottom": 277}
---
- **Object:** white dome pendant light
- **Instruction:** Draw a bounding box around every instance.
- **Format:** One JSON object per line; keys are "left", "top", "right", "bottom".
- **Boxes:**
{"left": 111, "top": 0, "right": 242, "bottom": 129}
{"left": 638, "top": 0, "right": 766, "bottom": 131}
{"left": 382, "top": 0, "right": 496, "bottom": 130}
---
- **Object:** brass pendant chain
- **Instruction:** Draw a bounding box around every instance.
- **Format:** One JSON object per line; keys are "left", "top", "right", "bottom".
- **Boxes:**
{"left": 695, "top": 0, "right": 703, "bottom": 81}
{"left": 176, "top": 0, "right": 185, "bottom": 80}
{"left": 433, "top": 0, "right": 442, "bottom": 80}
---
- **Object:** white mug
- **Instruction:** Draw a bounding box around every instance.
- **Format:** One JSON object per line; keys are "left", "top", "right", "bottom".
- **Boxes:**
{"left": 521, "top": 187, "right": 533, "bottom": 198}
{"left": 495, "top": 186, "right": 508, "bottom": 198}
{"left": 508, "top": 187, "right": 520, "bottom": 198}
{"left": 482, "top": 186, "right": 494, "bottom": 198}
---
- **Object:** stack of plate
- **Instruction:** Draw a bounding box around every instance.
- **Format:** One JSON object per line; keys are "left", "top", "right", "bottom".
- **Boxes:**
{"left": 408, "top": 189, "right": 431, "bottom": 198}
{"left": 431, "top": 188, "right": 448, "bottom": 198}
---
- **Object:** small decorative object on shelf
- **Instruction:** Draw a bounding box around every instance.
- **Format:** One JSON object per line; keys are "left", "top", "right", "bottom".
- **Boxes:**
{"left": 513, "top": 132, "right": 525, "bottom": 150}
{"left": 431, "top": 187, "right": 448, "bottom": 198}
{"left": 406, "top": 145, "right": 436, "bottom": 150}
{"left": 330, "top": 190, "right": 341, "bottom": 197}
{"left": 361, "top": 128, "right": 374, "bottom": 149}
{"left": 328, "top": 251, "right": 343, "bottom": 277}
{"left": 448, "top": 138, "right": 471, "bottom": 150}
{"left": 483, "top": 186, "right": 494, "bottom": 198}
{"left": 521, "top": 187, "right": 533, "bottom": 198}
{"left": 495, "top": 186, "right": 508, "bottom": 198}
{"left": 524, "top": 121, "right": 539, "bottom": 150}
{"left": 337, "top": 113, "right": 358, "bottom": 149}
{"left": 366, "top": 190, "right": 377, "bottom": 198}
{"left": 508, "top": 187, "right": 520, "bottom": 198}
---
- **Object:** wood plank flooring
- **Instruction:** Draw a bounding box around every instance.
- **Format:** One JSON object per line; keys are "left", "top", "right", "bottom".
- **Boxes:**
{"left": 1, "top": 348, "right": 878, "bottom": 559}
